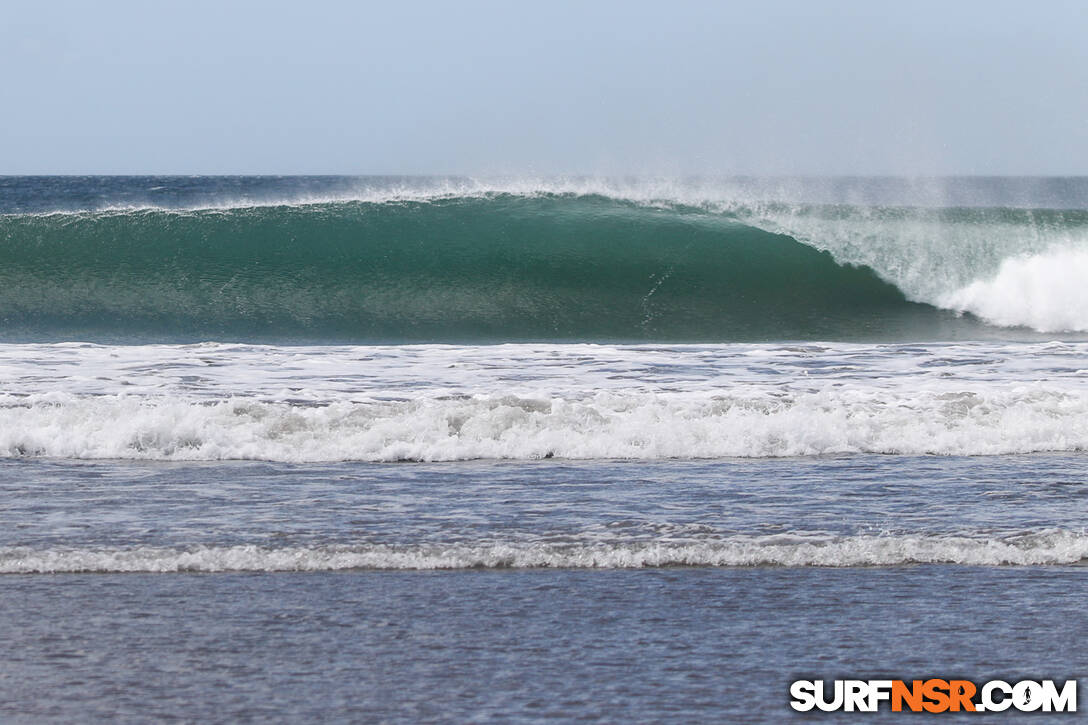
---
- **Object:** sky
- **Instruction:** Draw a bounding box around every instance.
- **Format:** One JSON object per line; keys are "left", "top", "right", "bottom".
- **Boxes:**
{"left": 3, "top": 0, "right": 1087, "bottom": 175}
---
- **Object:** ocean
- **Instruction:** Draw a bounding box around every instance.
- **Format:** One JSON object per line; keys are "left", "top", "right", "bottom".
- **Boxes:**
{"left": 1, "top": 176, "right": 1086, "bottom": 721}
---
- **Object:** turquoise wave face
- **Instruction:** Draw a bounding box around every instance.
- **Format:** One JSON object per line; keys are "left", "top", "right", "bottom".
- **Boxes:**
{"left": 0, "top": 194, "right": 996, "bottom": 342}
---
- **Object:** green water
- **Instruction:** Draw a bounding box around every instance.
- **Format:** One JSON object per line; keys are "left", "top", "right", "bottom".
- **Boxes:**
{"left": 0, "top": 195, "right": 977, "bottom": 342}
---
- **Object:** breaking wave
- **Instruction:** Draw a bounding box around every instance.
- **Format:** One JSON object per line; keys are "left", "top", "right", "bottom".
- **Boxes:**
{"left": 2, "top": 188, "right": 1087, "bottom": 341}
{"left": 4, "top": 530, "right": 1086, "bottom": 573}
{"left": 2, "top": 385, "right": 1087, "bottom": 461}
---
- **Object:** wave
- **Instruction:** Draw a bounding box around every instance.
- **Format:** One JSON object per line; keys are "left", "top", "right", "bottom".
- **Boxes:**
{"left": 938, "top": 247, "right": 1088, "bottom": 332}
{"left": 2, "top": 386, "right": 1087, "bottom": 461}
{"left": 736, "top": 201, "right": 1088, "bottom": 333}
{"left": 10, "top": 176, "right": 1088, "bottom": 215}
{"left": 4, "top": 530, "right": 1085, "bottom": 573}
{"left": 1, "top": 190, "right": 1086, "bottom": 341}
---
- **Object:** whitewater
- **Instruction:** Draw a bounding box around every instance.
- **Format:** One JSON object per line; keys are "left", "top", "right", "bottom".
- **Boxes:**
{"left": 2, "top": 341, "right": 1087, "bottom": 461}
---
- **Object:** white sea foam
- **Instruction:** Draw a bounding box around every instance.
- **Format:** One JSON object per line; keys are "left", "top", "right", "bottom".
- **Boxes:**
{"left": 0, "top": 385, "right": 1086, "bottom": 461}
{"left": 1, "top": 341, "right": 1083, "bottom": 400}
{"left": 939, "top": 246, "right": 1088, "bottom": 332}
{"left": 725, "top": 202, "right": 1088, "bottom": 332}
{"left": 1, "top": 342, "right": 1085, "bottom": 461}
{"left": 3, "top": 531, "right": 1085, "bottom": 573}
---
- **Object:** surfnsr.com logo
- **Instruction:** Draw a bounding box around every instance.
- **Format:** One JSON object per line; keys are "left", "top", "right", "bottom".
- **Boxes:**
{"left": 790, "top": 679, "right": 1077, "bottom": 713}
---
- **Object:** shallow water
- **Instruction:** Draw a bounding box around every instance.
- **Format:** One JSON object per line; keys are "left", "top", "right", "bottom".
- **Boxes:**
{"left": 2, "top": 455, "right": 1087, "bottom": 721}
{"left": 3, "top": 566, "right": 1085, "bottom": 723}
{"left": 2, "top": 456, "right": 1087, "bottom": 571}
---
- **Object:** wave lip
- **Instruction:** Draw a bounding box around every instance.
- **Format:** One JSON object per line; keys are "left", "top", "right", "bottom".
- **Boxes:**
{"left": 4, "top": 531, "right": 1086, "bottom": 573}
